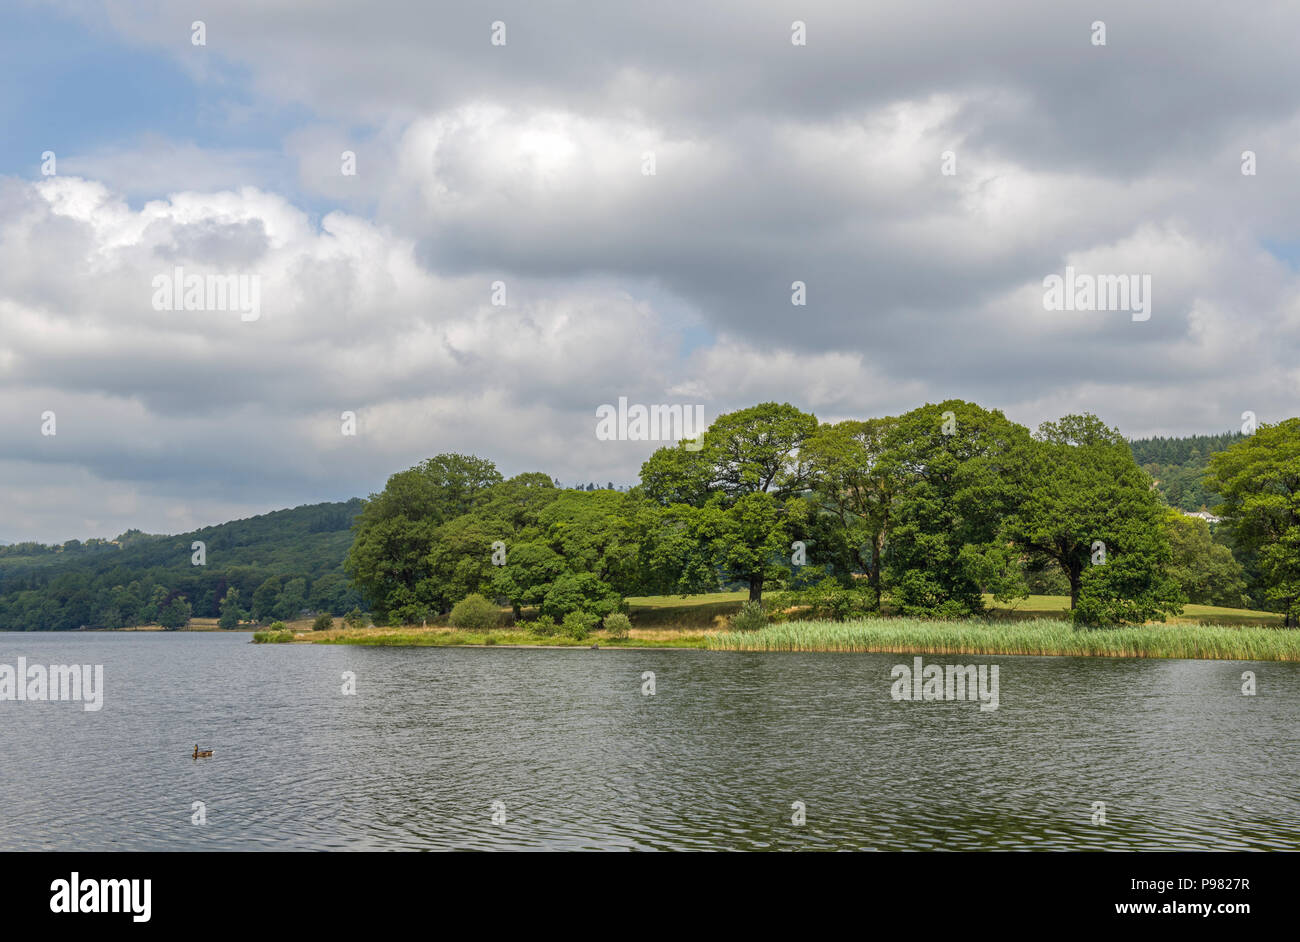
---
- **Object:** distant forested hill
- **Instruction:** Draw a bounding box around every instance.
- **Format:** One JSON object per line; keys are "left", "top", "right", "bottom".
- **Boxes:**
{"left": 1129, "top": 431, "right": 1245, "bottom": 511}
{"left": 0, "top": 500, "right": 364, "bottom": 630}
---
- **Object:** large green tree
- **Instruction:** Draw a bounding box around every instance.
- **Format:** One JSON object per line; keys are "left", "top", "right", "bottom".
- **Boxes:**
{"left": 639, "top": 402, "right": 818, "bottom": 602}
{"left": 489, "top": 488, "right": 642, "bottom": 618}
{"left": 803, "top": 417, "right": 897, "bottom": 608}
{"left": 274, "top": 576, "right": 308, "bottom": 620}
{"left": 693, "top": 491, "right": 798, "bottom": 602}
{"left": 629, "top": 499, "right": 719, "bottom": 598}
{"left": 490, "top": 541, "right": 568, "bottom": 616}
{"left": 1001, "top": 414, "right": 1183, "bottom": 624}
{"left": 345, "top": 454, "right": 503, "bottom": 619}
{"left": 1161, "top": 511, "right": 1247, "bottom": 608}
{"left": 883, "top": 400, "right": 1032, "bottom": 616}
{"left": 409, "top": 473, "right": 561, "bottom": 620}
{"left": 1206, "top": 419, "right": 1300, "bottom": 626}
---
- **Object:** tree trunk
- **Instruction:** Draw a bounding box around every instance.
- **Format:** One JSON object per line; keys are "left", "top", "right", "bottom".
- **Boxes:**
{"left": 1069, "top": 569, "right": 1081, "bottom": 610}
{"left": 870, "top": 534, "right": 883, "bottom": 611}
{"left": 749, "top": 574, "right": 764, "bottom": 604}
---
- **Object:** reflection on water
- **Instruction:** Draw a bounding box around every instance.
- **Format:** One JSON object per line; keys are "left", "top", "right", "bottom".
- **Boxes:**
{"left": 0, "top": 632, "right": 1296, "bottom": 850}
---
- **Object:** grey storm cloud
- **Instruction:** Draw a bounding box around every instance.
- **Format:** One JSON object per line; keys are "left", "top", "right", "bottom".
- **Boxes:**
{"left": 2, "top": 0, "right": 1300, "bottom": 541}
{"left": 87, "top": 1, "right": 1300, "bottom": 169}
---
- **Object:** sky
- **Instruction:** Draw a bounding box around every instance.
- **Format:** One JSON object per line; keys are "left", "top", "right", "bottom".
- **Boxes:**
{"left": 1, "top": 0, "right": 1299, "bottom": 544}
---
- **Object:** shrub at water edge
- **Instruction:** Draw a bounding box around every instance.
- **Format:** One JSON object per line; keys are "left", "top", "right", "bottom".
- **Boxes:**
{"left": 449, "top": 593, "right": 500, "bottom": 630}
{"left": 730, "top": 601, "right": 768, "bottom": 632}
{"left": 603, "top": 612, "right": 632, "bottom": 639}
{"left": 562, "top": 611, "right": 597, "bottom": 640}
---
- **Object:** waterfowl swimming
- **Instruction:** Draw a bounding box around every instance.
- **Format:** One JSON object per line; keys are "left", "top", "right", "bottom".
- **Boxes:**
{"left": 192, "top": 745, "right": 213, "bottom": 759}
{"left": 590, "top": 643, "right": 599, "bottom": 650}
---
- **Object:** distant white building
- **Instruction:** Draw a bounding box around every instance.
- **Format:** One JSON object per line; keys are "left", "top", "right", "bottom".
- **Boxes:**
{"left": 1181, "top": 509, "right": 1221, "bottom": 524}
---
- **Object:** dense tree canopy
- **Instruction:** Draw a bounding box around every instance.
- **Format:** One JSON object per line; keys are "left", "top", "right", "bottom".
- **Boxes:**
{"left": 4, "top": 405, "right": 1295, "bottom": 631}
{"left": 344, "top": 454, "right": 503, "bottom": 620}
{"left": 1207, "top": 420, "right": 1300, "bottom": 626}
{"left": 802, "top": 417, "right": 897, "bottom": 607}
{"left": 1162, "top": 511, "right": 1248, "bottom": 608}
{"left": 882, "top": 400, "right": 1032, "bottom": 617}
{"left": 639, "top": 402, "right": 816, "bottom": 602}
{"left": 1002, "top": 414, "right": 1183, "bottom": 623}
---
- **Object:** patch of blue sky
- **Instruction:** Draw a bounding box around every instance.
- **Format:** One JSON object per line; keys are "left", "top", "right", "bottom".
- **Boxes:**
{"left": 1261, "top": 239, "right": 1300, "bottom": 271}
{"left": 0, "top": 3, "right": 335, "bottom": 214}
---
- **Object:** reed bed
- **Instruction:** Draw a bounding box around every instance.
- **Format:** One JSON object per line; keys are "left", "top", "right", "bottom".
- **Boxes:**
{"left": 705, "top": 617, "right": 1300, "bottom": 661}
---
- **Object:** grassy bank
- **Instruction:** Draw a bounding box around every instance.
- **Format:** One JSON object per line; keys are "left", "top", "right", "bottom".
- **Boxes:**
{"left": 254, "top": 624, "right": 715, "bottom": 648}
{"left": 254, "top": 614, "right": 1300, "bottom": 660}
{"left": 703, "top": 617, "right": 1300, "bottom": 661}
{"left": 250, "top": 593, "right": 1298, "bottom": 659}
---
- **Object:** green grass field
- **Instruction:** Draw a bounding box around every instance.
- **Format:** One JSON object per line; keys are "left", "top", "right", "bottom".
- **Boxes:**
{"left": 628, "top": 590, "right": 1284, "bottom": 628}
{"left": 984, "top": 594, "right": 1282, "bottom": 627}
{"left": 624, "top": 591, "right": 751, "bottom": 629}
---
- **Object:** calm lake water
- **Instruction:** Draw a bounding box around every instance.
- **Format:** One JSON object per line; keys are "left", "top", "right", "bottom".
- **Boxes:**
{"left": 1, "top": 631, "right": 1297, "bottom": 851}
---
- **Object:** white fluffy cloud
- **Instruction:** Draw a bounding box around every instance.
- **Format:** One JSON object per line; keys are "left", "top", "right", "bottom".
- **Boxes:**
{"left": 6, "top": 1, "right": 1300, "bottom": 540}
{"left": 0, "top": 176, "right": 709, "bottom": 539}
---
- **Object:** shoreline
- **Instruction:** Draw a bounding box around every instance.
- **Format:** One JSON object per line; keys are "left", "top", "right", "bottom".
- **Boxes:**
{"left": 252, "top": 618, "right": 1300, "bottom": 661}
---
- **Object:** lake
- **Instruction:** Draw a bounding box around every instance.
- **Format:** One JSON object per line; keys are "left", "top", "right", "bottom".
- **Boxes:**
{"left": 1, "top": 631, "right": 1296, "bottom": 850}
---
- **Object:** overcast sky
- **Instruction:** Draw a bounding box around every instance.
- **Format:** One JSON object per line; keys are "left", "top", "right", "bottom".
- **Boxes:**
{"left": 2, "top": 0, "right": 1299, "bottom": 543}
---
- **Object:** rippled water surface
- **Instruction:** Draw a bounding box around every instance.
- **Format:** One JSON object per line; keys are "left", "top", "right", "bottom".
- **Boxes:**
{"left": 1, "top": 631, "right": 1297, "bottom": 850}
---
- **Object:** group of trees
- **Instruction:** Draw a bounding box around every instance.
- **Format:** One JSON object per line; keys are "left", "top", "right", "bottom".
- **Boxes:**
{"left": 1206, "top": 420, "right": 1300, "bottom": 627}
{"left": 346, "top": 401, "right": 1299, "bottom": 628}
{"left": 6, "top": 405, "right": 1295, "bottom": 631}
{"left": 635, "top": 402, "right": 1182, "bottom": 624}
{"left": 345, "top": 456, "right": 641, "bottom": 624}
